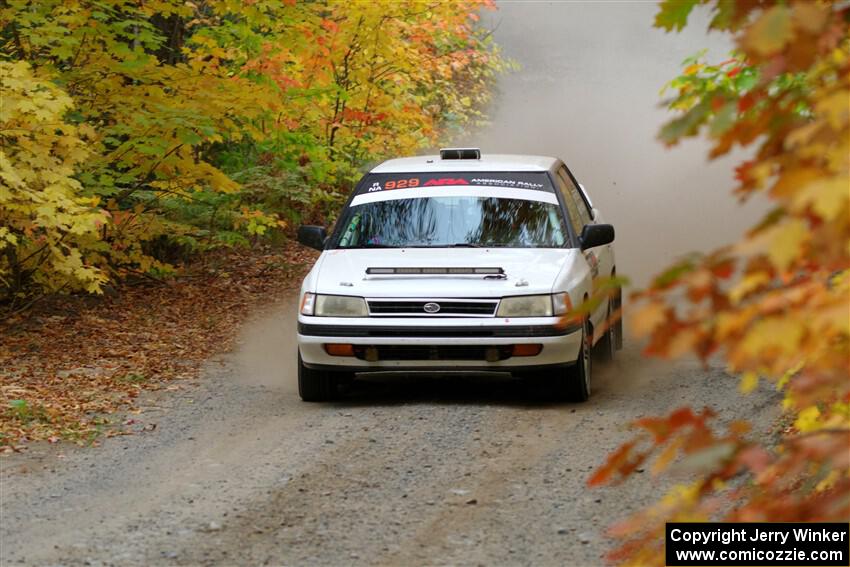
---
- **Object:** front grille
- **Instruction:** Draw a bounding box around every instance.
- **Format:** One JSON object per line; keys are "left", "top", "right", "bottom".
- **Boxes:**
{"left": 298, "top": 323, "right": 574, "bottom": 338}
{"left": 367, "top": 299, "right": 498, "bottom": 317}
{"left": 353, "top": 345, "right": 512, "bottom": 361}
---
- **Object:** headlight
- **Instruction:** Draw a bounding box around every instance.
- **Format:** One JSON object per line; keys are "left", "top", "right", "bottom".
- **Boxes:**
{"left": 496, "top": 293, "right": 572, "bottom": 317}
{"left": 497, "top": 294, "right": 553, "bottom": 317}
{"left": 311, "top": 294, "right": 368, "bottom": 317}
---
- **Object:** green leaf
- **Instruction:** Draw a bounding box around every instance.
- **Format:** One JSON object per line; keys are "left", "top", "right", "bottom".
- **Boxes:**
{"left": 655, "top": 0, "right": 701, "bottom": 32}
{"left": 177, "top": 129, "right": 203, "bottom": 145}
{"left": 659, "top": 99, "right": 712, "bottom": 144}
{"left": 651, "top": 257, "right": 698, "bottom": 288}
{"left": 708, "top": 0, "right": 737, "bottom": 31}
{"left": 709, "top": 101, "right": 736, "bottom": 136}
{"left": 734, "top": 68, "right": 758, "bottom": 92}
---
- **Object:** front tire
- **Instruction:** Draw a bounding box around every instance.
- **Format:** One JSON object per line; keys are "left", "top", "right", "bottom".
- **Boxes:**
{"left": 597, "top": 297, "right": 617, "bottom": 363}
{"left": 557, "top": 318, "right": 591, "bottom": 402}
{"left": 298, "top": 352, "right": 345, "bottom": 402}
{"left": 613, "top": 287, "right": 624, "bottom": 351}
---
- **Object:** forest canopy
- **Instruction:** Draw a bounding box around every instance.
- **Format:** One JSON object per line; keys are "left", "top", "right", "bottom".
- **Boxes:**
{"left": 0, "top": 0, "right": 508, "bottom": 303}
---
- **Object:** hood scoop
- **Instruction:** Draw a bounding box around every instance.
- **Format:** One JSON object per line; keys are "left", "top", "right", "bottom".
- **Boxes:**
{"left": 365, "top": 266, "right": 506, "bottom": 279}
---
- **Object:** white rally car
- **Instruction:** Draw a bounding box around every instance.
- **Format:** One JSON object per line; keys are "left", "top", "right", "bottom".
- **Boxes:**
{"left": 296, "top": 149, "right": 620, "bottom": 402}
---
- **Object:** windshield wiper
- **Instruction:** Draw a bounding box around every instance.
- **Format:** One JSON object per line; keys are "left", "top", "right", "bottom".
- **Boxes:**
{"left": 447, "top": 243, "right": 482, "bottom": 248}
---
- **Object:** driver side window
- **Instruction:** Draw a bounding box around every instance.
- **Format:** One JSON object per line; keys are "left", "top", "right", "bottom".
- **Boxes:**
{"left": 554, "top": 168, "right": 584, "bottom": 239}
{"left": 557, "top": 168, "right": 593, "bottom": 225}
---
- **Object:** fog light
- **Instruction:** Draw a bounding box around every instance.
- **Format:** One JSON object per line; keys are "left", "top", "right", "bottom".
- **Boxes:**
{"left": 512, "top": 344, "right": 543, "bottom": 357}
{"left": 485, "top": 347, "right": 501, "bottom": 362}
{"left": 364, "top": 346, "right": 379, "bottom": 362}
{"left": 325, "top": 343, "right": 355, "bottom": 356}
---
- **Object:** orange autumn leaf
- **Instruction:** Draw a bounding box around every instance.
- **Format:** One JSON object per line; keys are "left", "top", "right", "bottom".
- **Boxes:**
{"left": 596, "top": 2, "right": 850, "bottom": 565}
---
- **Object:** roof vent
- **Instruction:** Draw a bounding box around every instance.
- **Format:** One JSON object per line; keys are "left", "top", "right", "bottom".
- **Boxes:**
{"left": 439, "top": 147, "right": 481, "bottom": 160}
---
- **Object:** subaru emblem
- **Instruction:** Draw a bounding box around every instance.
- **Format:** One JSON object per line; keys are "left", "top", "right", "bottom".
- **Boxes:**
{"left": 423, "top": 302, "right": 441, "bottom": 314}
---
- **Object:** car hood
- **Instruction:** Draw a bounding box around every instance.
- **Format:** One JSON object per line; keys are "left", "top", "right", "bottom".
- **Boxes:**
{"left": 312, "top": 248, "right": 579, "bottom": 298}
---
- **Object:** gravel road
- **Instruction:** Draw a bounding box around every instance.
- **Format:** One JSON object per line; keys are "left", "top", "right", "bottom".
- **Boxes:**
{"left": 1, "top": 4, "right": 778, "bottom": 566}
{"left": 1, "top": 299, "right": 779, "bottom": 566}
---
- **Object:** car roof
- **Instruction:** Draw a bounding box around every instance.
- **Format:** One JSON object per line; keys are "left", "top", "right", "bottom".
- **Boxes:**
{"left": 370, "top": 153, "right": 559, "bottom": 174}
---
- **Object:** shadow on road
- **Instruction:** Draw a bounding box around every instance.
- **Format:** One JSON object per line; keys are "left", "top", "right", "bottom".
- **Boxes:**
{"left": 326, "top": 352, "right": 625, "bottom": 409}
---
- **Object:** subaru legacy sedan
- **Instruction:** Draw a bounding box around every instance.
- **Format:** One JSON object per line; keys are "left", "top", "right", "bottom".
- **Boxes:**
{"left": 295, "top": 148, "right": 620, "bottom": 402}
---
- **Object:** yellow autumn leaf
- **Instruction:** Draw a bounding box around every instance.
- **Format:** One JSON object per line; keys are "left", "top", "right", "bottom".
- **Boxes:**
{"left": 666, "top": 328, "right": 698, "bottom": 358}
{"left": 770, "top": 167, "right": 821, "bottom": 198}
{"left": 748, "top": 161, "right": 773, "bottom": 189}
{"left": 776, "top": 361, "right": 804, "bottom": 390}
{"left": 0, "top": 60, "right": 106, "bottom": 294}
{"left": 739, "top": 371, "right": 759, "bottom": 394}
{"left": 794, "top": 406, "right": 821, "bottom": 433}
{"left": 740, "top": 318, "right": 805, "bottom": 358}
{"left": 816, "top": 90, "right": 850, "bottom": 129}
{"left": 785, "top": 121, "right": 822, "bottom": 149}
{"left": 729, "top": 271, "right": 771, "bottom": 304}
{"left": 660, "top": 482, "right": 701, "bottom": 507}
{"left": 792, "top": 2, "right": 829, "bottom": 34}
{"left": 653, "top": 436, "right": 684, "bottom": 475}
{"left": 767, "top": 219, "right": 808, "bottom": 272}
{"left": 791, "top": 175, "right": 849, "bottom": 221}
{"left": 743, "top": 5, "right": 794, "bottom": 56}
{"left": 715, "top": 309, "right": 755, "bottom": 340}
{"left": 815, "top": 470, "right": 841, "bottom": 492}
{"left": 631, "top": 301, "right": 667, "bottom": 337}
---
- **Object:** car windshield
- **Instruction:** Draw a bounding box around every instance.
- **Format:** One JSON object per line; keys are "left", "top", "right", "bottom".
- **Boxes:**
{"left": 334, "top": 196, "right": 567, "bottom": 248}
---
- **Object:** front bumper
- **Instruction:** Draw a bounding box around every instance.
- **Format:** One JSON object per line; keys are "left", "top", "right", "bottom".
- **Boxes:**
{"left": 297, "top": 316, "right": 582, "bottom": 371}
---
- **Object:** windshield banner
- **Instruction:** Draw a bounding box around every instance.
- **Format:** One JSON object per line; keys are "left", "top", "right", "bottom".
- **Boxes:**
{"left": 358, "top": 172, "right": 555, "bottom": 195}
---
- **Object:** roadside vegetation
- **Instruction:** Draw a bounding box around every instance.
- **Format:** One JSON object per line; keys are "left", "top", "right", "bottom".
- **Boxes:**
{"left": 0, "top": 0, "right": 507, "bottom": 306}
{"left": 591, "top": 1, "right": 849, "bottom": 563}
{"left": 0, "top": 0, "right": 508, "bottom": 446}
{"left": 1, "top": 246, "right": 316, "bottom": 449}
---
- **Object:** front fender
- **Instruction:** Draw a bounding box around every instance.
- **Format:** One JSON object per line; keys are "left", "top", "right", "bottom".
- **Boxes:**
{"left": 552, "top": 250, "right": 592, "bottom": 312}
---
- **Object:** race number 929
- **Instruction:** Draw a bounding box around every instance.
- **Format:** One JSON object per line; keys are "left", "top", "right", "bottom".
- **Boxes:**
{"left": 384, "top": 178, "right": 420, "bottom": 189}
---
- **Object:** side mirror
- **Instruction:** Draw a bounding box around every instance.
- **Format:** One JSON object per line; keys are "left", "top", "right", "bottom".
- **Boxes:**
{"left": 580, "top": 224, "right": 614, "bottom": 251}
{"left": 297, "top": 225, "right": 327, "bottom": 251}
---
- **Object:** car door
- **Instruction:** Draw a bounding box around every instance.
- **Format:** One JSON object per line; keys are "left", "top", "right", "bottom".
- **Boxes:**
{"left": 555, "top": 167, "right": 614, "bottom": 329}
{"left": 554, "top": 169, "right": 584, "bottom": 244}
{"left": 575, "top": 181, "right": 614, "bottom": 281}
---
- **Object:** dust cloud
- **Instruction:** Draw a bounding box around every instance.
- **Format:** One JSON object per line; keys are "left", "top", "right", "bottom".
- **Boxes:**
{"left": 233, "top": 298, "right": 300, "bottom": 392}
{"left": 466, "top": 1, "right": 767, "bottom": 287}
{"left": 234, "top": 4, "right": 766, "bottom": 388}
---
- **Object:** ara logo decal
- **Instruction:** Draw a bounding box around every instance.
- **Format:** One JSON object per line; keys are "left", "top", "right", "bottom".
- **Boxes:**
{"left": 367, "top": 182, "right": 383, "bottom": 192}
{"left": 423, "top": 178, "right": 470, "bottom": 186}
